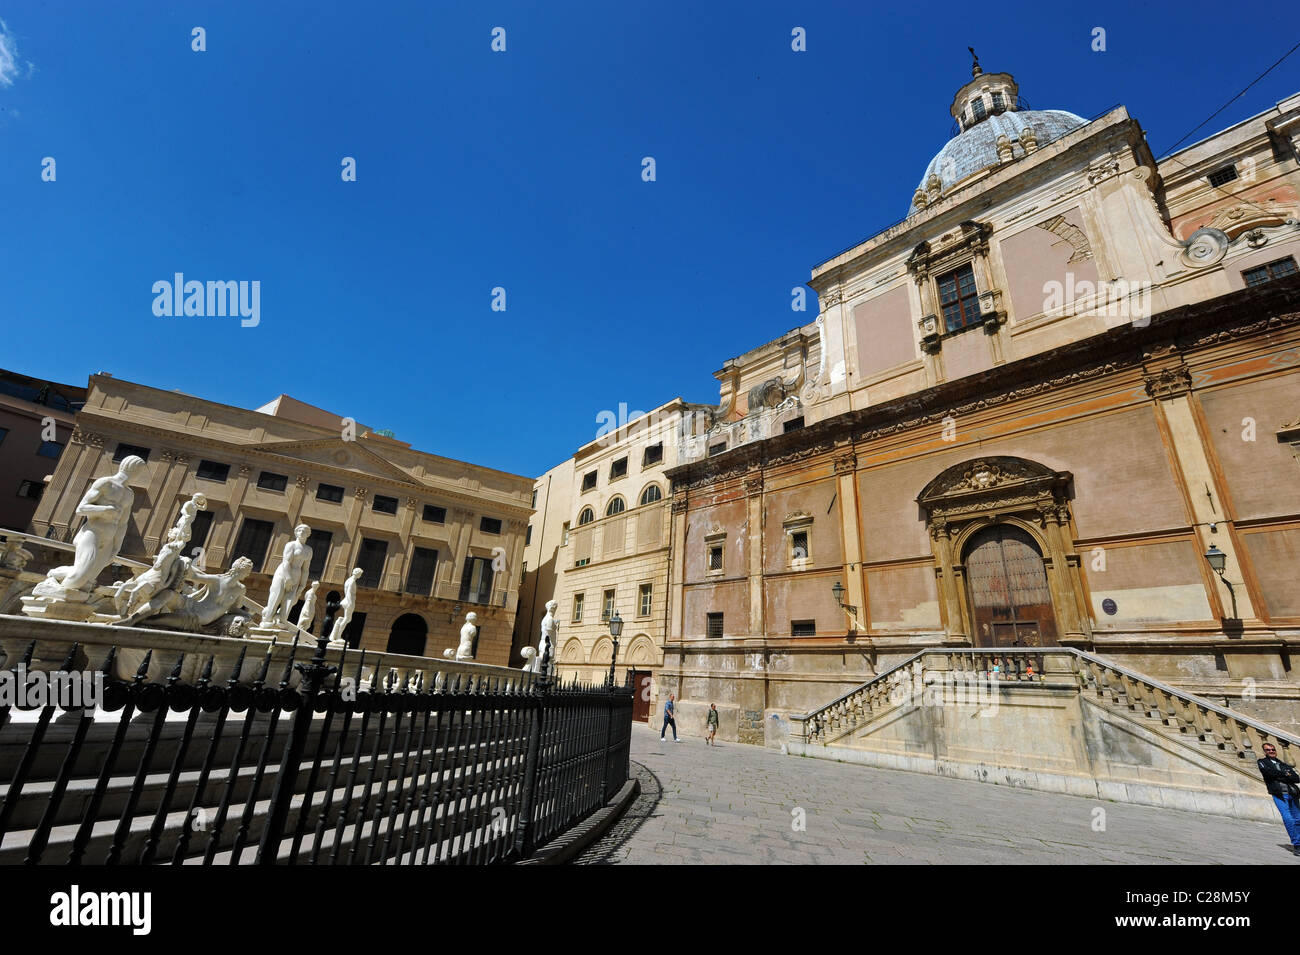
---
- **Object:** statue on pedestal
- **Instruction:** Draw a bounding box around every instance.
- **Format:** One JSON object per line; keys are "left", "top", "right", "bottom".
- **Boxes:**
{"left": 536, "top": 599, "right": 559, "bottom": 674}
{"left": 113, "top": 538, "right": 187, "bottom": 618}
{"left": 168, "top": 493, "right": 208, "bottom": 547}
{"left": 260, "top": 524, "right": 314, "bottom": 628}
{"left": 328, "top": 567, "right": 363, "bottom": 646}
{"left": 126, "top": 557, "right": 255, "bottom": 631}
{"left": 456, "top": 611, "right": 478, "bottom": 660}
{"left": 25, "top": 455, "right": 146, "bottom": 618}
{"left": 295, "top": 581, "right": 320, "bottom": 635}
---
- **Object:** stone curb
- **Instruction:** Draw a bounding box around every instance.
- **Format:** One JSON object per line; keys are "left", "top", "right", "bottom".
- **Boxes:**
{"left": 517, "top": 778, "right": 642, "bottom": 865}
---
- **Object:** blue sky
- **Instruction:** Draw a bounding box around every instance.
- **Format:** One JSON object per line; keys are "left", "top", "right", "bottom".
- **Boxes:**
{"left": 1, "top": 1, "right": 1296, "bottom": 477}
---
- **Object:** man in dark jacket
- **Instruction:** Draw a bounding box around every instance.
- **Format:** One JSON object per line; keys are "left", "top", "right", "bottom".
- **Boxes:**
{"left": 1258, "top": 742, "right": 1300, "bottom": 852}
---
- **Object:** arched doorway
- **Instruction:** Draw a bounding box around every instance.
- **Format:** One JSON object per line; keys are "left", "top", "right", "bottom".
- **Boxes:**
{"left": 387, "top": 613, "right": 428, "bottom": 657}
{"left": 963, "top": 524, "right": 1057, "bottom": 647}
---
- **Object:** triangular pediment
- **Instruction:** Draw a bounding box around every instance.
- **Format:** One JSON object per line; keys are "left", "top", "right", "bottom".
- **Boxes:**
{"left": 244, "top": 436, "right": 424, "bottom": 487}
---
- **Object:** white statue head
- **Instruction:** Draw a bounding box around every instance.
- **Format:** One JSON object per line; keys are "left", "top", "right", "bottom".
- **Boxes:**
{"left": 117, "top": 455, "right": 146, "bottom": 477}
{"left": 307, "top": 580, "right": 319, "bottom": 593}
{"left": 545, "top": 600, "right": 558, "bottom": 614}
{"left": 350, "top": 567, "right": 363, "bottom": 580}
{"left": 191, "top": 493, "right": 208, "bottom": 510}
{"left": 230, "top": 557, "right": 254, "bottom": 579}
{"left": 465, "top": 612, "right": 478, "bottom": 624}
{"left": 294, "top": 523, "right": 311, "bottom": 542}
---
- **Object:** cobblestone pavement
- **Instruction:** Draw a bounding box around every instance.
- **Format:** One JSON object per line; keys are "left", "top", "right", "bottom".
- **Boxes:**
{"left": 575, "top": 722, "right": 1299, "bottom": 865}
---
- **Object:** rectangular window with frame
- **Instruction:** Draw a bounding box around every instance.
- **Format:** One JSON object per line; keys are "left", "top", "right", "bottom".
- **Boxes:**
{"left": 938, "top": 263, "right": 981, "bottom": 333}
{"left": 404, "top": 546, "right": 439, "bottom": 596}
{"left": 972, "top": 97, "right": 987, "bottom": 120}
{"left": 257, "top": 471, "right": 288, "bottom": 492}
{"left": 422, "top": 504, "right": 446, "bottom": 524}
{"left": 572, "top": 592, "right": 584, "bottom": 623}
{"left": 707, "top": 542, "right": 724, "bottom": 572}
{"left": 706, "top": 612, "right": 724, "bottom": 638}
{"left": 113, "top": 443, "right": 150, "bottom": 463}
{"left": 480, "top": 516, "right": 502, "bottom": 534}
{"left": 601, "top": 588, "right": 616, "bottom": 621}
{"left": 531, "top": 488, "right": 538, "bottom": 508}
{"left": 197, "top": 459, "right": 230, "bottom": 482}
{"left": 581, "top": 470, "right": 598, "bottom": 492}
{"left": 643, "top": 443, "right": 663, "bottom": 467}
{"left": 1207, "top": 165, "right": 1238, "bottom": 188}
{"left": 37, "top": 440, "right": 65, "bottom": 460}
{"left": 459, "top": 556, "right": 494, "bottom": 604}
{"left": 638, "top": 583, "right": 653, "bottom": 617}
{"left": 783, "top": 417, "right": 804, "bottom": 433}
{"left": 1243, "top": 257, "right": 1297, "bottom": 287}
{"left": 372, "top": 494, "right": 398, "bottom": 515}
{"left": 357, "top": 538, "right": 389, "bottom": 588}
{"left": 991, "top": 91, "right": 1005, "bottom": 112}
{"left": 307, "top": 528, "right": 332, "bottom": 580}
{"left": 790, "top": 529, "right": 809, "bottom": 565}
{"left": 708, "top": 442, "right": 727, "bottom": 457}
{"left": 185, "top": 509, "right": 214, "bottom": 555}
{"left": 317, "top": 483, "right": 345, "bottom": 503}
{"left": 610, "top": 457, "right": 628, "bottom": 480}
{"left": 230, "top": 518, "right": 275, "bottom": 571}
{"left": 0, "top": 428, "right": 8, "bottom": 445}
{"left": 525, "top": 524, "right": 533, "bottom": 546}
{"left": 791, "top": 620, "right": 817, "bottom": 637}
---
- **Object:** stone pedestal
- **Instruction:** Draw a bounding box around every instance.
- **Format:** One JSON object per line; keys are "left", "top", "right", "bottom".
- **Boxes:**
{"left": 20, "top": 591, "right": 98, "bottom": 623}
{"left": 246, "top": 624, "right": 294, "bottom": 643}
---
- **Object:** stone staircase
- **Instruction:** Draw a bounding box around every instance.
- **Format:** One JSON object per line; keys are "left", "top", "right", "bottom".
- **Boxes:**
{"left": 789, "top": 647, "right": 1300, "bottom": 822}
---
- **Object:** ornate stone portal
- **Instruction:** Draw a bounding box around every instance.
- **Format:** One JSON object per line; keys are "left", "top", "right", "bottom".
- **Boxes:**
{"left": 916, "top": 456, "right": 1090, "bottom": 647}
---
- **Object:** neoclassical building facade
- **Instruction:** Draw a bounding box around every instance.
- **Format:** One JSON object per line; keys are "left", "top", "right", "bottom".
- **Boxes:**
{"left": 28, "top": 376, "right": 533, "bottom": 665}
{"left": 658, "top": 65, "right": 1300, "bottom": 743}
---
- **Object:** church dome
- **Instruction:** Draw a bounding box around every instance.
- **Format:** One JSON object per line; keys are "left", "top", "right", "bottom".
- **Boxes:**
{"left": 909, "top": 53, "right": 1086, "bottom": 215}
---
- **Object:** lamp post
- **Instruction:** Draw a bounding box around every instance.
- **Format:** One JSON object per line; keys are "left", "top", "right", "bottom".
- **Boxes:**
{"left": 607, "top": 611, "right": 623, "bottom": 687}
{"left": 1204, "top": 544, "right": 1239, "bottom": 620}
{"left": 831, "top": 580, "right": 857, "bottom": 625}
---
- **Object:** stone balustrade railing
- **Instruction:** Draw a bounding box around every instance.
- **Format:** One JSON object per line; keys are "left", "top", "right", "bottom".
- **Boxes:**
{"left": 0, "top": 613, "right": 536, "bottom": 695}
{"left": 792, "top": 646, "right": 1300, "bottom": 768}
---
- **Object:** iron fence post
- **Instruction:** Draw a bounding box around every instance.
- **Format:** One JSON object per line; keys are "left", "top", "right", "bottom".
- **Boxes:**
{"left": 255, "top": 634, "right": 336, "bottom": 864}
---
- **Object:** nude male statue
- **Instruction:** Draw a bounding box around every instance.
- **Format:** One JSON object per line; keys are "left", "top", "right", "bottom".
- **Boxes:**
{"left": 36, "top": 455, "right": 146, "bottom": 597}
{"left": 261, "top": 523, "right": 314, "bottom": 627}
{"left": 328, "top": 567, "right": 363, "bottom": 645}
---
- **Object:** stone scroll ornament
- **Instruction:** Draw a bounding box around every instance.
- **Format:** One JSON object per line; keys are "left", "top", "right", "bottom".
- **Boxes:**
{"left": 23, "top": 455, "right": 148, "bottom": 620}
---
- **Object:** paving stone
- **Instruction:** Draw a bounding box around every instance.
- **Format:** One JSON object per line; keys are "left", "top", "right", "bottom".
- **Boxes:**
{"left": 572, "top": 723, "right": 1298, "bottom": 865}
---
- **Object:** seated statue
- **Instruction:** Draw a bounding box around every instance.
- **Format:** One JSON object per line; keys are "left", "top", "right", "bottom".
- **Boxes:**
{"left": 131, "top": 557, "right": 255, "bottom": 631}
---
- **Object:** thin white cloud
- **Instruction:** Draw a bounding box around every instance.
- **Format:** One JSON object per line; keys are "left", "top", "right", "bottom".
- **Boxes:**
{"left": 0, "top": 18, "right": 31, "bottom": 88}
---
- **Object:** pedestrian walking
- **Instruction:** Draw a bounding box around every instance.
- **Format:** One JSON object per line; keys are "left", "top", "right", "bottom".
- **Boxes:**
{"left": 705, "top": 703, "right": 719, "bottom": 746}
{"left": 660, "top": 693, "right": 680, "bottom": 742}
{"left": 1258, "top": 742, "right": 1300, "bottom": 853}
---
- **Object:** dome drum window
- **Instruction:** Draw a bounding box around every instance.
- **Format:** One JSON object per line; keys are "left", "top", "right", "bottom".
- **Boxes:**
{"left": 907, "top": 220, "right": 1006, "bottom": 353}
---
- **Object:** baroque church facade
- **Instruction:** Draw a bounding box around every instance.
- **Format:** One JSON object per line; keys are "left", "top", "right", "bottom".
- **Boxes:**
{"left": 658, "top": 62, "right": 1300, "bottom": 743}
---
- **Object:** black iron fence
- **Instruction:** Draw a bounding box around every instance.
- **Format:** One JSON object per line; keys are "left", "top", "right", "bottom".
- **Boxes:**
{"left": 0, "top": 634, "right": 633, "bottom": 865}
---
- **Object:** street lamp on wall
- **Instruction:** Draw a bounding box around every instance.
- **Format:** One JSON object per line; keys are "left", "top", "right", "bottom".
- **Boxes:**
{"left": 1204, "top": 544, "right": 1239, "bottom": 620}
{"left": 607, "top": 611, "right": 624, "bottom": 687}
{"left": 831, "top": 580, "right": 857, "bottom": 615}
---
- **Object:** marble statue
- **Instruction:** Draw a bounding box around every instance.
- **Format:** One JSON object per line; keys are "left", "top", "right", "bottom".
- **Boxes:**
{"left": 260, "top": 523, "right": 314, "bottom": 628}
{"left": 227, "top": 615, "right": 249, "bottom": 638}
{"left": 295, "top": 580, "right": 320, "bottom": 634}
{"left": 520, "top": 646, "right": 538, "bottom": 672}
{"left": 456, "top": 611, "right": 478, "bottom": 660}
{"left": 168, "top": 493, "right": 208, "bottom": 546}
{"left": 31, "top": 455, "right": 146, "bottom": 601}
{"left": 328, "top": 567, "right": 363, "bottom": 646}
{"left": 113, "top": 538, "right": 187, "bottom": 618}
{"left": 537, "top": 600, "right": 559, "bottom": 673}
{"left": 141, "top": 557, "right": 255, "bottom": 631}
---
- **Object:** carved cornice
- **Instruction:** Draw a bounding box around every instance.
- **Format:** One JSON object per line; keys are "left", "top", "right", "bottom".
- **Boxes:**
{"left": 1142, "top": 365, "right": 1193, "bottom": 400}
{"left": 671, "top": 495, "right": 689, "bottom": 514}
{"left": 833, "top": 452, "right": 857, "bottom": 474}
{"left": 744, "top": 474, "right": 764, "bottom": 497}
{"left": 664, "top": 279, "right": 1300, "bottom": 496}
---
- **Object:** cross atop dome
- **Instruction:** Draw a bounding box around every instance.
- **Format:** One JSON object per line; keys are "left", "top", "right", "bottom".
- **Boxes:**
{"left": 969, "top": 46, "right": 982, "bottom": 78}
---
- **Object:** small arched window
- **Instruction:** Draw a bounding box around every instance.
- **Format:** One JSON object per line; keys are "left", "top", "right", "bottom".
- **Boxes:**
{"left": 606, "top": 497, "right": 626, "bottom": 516}
{"left": 639, "top": 484, "right": 662, "bottom": 506}
{"left": 577, "top": 507, "right": 595, "bottom": 526}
